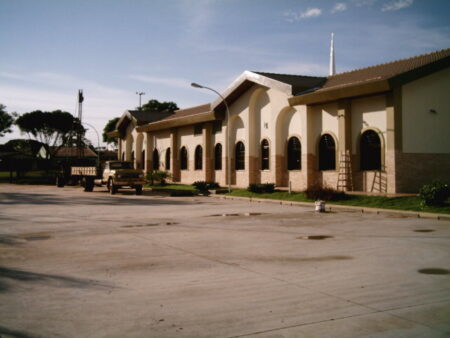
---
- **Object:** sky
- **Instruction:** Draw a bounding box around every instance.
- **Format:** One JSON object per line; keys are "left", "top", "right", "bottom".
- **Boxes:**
{"left": 1, "top": 0, "right": 449, "bottom": 147}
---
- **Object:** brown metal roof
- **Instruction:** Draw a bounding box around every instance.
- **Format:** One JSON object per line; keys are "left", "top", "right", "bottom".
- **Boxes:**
{"left": 321, "top": 48, "right": 450, "bottom": 91}
{"left": 157, "top": 103, "right": 211, "bottom": 122}
{"left": 254, "top": 72, "right": 326, "bottom": 94}
{"left": 289, "top": 48, "right": 450, "bottom": 105}
{"left": 136, "top": 104, "right": 217, "bottom": 132}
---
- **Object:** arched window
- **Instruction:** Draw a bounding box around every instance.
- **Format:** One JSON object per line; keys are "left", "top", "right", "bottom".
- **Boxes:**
{"left": 287, "top": 137, "right": 301, "bottom": 170}
{"left": 318, "top": 134, "right": 336, "bottom": 170}
{"left": 195, "top": 145, "right": 203, "bottom": 170}
{"left": 235, "top": 142, "right": 245, "bottom": 170}
{"left": 214, "top": 143, "right": 222, "bottom": 170}
{"left": 152, "top": 149, "right": 159, "bottom": 170}
{"left": 141, "top": 150, "right": 146, "bottom": 170}
{"left": 165, "top": 148, "right": 171, "bottom": 170}
{"left": 261, "top": 139, "right": 270, "bottom": 170}
{"left": 180, "top": 146, "right": 188, "bottom": 170}
{"left": 360, "top": 130, "right": 381, "bottom": 170}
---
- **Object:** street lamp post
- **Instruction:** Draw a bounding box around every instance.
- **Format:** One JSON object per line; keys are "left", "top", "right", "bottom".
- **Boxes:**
{"left": 83, "top": 122, "right": 101, "bottom": 168}
{"left": 191, "top": 82, "right": 231, "bottom": 193}
{"left": 136, "top": 91, "right": 145, "bottom": 109}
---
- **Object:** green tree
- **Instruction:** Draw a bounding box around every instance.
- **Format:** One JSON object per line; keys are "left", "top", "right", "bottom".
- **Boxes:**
{"left": 15, "top": 110, "right": 85, "bottom": 158}
{"left": 103, "top": 117, "right": 120, "bottom": 145}
{"left": 0, "top": 104, "right": 15, "bottom": 137}
{"left": 139, "top": 99, "right": 179, "bottom": 112}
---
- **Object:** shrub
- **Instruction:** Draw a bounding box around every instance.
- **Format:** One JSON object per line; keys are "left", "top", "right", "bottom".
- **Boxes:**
{"left": 192, "top": 181, "right": 220, "bottom": 192}
{"left": 247, "top": 183, "right": 276, "bottom": 194}
{"left": 305, "top": 185, "right": 346, "bottom": 201}
{"left": 146, "top": 170, "right": 171, "bottom": 186}
{"left": 419, "top": 181, "right": 449, "bottom": 206}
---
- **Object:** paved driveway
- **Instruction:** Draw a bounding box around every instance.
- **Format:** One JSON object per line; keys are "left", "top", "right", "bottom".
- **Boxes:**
{"left": 0, "top": 184, "right": 449, "bottom": 337}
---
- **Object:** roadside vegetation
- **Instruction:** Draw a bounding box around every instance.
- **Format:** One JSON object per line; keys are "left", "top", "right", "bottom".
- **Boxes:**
{"left": 0, "top": 170, "right": 56, "bottom": 185}
{"left": 143, "top": 181, "right": 450, "bottom": 214}
{"left": 227, "top": 188, "right": 450, "bottom": 214}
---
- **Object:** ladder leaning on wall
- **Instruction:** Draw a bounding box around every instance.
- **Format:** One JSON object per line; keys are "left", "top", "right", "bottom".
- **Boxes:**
{"left": 337, "top": 150, "right": 353, "bottom": 191}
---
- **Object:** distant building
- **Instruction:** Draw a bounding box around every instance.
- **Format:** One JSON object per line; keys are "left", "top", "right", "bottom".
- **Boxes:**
{"left": 109, "top": 48, "right": 450, "bottom": 193}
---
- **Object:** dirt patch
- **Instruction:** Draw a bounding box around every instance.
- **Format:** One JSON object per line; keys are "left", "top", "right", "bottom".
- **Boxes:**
{"left": 297, "top": 235, "right": 334, "bottom": 240}
{"left": 208, "top": 213, "right": 266, "bottom": 217}
{"left": 20, "top": 233, "right": 51, "bottom": 241}
{"left": 121, "top": 222, "right": 179, "bottom": 228}
{"left": 253, "top": 255, "right": 352, "bottom": 263}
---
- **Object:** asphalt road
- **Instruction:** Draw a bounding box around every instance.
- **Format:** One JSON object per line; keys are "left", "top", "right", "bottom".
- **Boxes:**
{"left": 0, "top": 184, "right": 449, "bottom": 338}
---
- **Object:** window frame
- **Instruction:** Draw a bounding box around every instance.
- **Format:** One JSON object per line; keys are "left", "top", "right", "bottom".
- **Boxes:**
{"left": 235, "top": 141, "right": 245, "bottom": 171}
{"left": 152, "top": 149, "right": 159, "bottom": 171}
{"left": 261, "top": 139, "right": 270, "bottom": 171}
{"left": 165, "top": 148, "right": 171, "bottom": 170}
{"left": 180, "top": 146, "right": 188, "bottom": 170}
{"left": 360, "top": 130, "right": 382, "bottom": 171}
{"left": 318, "top": 134, "right": 336, "bottom": 171}
{"left": 214, "top": 143, "right": 222, "bottom": 170}
{"left": 194, "top": 145, "right": 203, "bottom": 170}
{"left": 287, "top": 136, "right": 301, "bottom": 170}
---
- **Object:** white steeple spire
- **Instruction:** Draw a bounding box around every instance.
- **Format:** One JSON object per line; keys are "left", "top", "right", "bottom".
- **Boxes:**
{"left": 329, "top": 32, "right": 336, "bottom": 76}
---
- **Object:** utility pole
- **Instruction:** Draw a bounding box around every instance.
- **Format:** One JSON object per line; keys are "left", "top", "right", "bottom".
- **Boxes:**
{"left": 136, "top": 92, "right": 145, "bottom": 109}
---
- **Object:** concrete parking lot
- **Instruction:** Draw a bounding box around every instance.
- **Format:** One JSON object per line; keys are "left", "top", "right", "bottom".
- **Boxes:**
{"left": 0, "top": 184, "right": 449, "bottom": 338}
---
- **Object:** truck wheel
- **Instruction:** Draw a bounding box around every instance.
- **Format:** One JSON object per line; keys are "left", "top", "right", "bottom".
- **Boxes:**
{"left": 135, "top": 185, "right": 143, "bottom": 195}
{"left": 108, "top": 178, "right": 116, "bottom": 195}
{"left": 84, "top": 177, "right": 94, "bottom": 192}
{"left": 56, "top": 175, "right": 65, "bottom": 187}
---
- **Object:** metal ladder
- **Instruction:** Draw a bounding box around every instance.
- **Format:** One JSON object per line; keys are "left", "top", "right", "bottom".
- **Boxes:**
{"left": 337, "top": 150, "right": 353, "bottom": 191}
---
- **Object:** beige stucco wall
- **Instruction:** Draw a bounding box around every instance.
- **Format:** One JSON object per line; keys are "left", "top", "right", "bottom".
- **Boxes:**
{"left": 351, "top": 94, "right": 387, "bottom": 156}
{"left": 153, "top": 130, "right": 171, "bottom": 171}
{"left": 402, "top": 67, "right": 450, "bottom": 154}
{"left": 176, "top": 126, "right": 204, "bottom": 183}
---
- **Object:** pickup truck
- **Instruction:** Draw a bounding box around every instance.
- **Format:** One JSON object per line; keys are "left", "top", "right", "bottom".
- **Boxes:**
{"left": 56, "top": 160, "right": 146, "bottom": 195}
{"left": 97, "top": 161, "right": 146, "bottom": 195}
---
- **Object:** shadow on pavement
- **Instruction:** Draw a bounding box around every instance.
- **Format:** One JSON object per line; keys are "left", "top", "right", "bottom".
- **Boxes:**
{"left": 0, "top": 326, "right": 39, "bottom": 338}
{"left": 0, "top": 266, "right": 116, "bottom": 292}
{"left": 0, "top": 192, "right": 199, "bottom": 206}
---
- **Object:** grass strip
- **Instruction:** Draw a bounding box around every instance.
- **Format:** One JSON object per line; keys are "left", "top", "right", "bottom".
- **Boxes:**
{"left": 227, "top": 189, "right": 450, "bottom": 214}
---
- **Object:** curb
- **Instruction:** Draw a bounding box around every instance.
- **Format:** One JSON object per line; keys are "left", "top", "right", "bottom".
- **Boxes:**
{"left": 210, "top": 195, "right": 450, "bottom": 221}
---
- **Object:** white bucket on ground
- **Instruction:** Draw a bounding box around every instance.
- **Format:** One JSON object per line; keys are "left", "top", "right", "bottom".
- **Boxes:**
{"left": 315, "top": 200, "right": 326, "bottom": 212}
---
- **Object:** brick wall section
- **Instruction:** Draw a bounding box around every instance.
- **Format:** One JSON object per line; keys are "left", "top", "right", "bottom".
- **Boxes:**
{"left": 395, "top": 152, "right": 450, "bottom": 193}
{"left": 275, "top": 155, "right": 285, "bottom": 186}
{"left": 248, "top": 156, "right": 259, "bottom": 184}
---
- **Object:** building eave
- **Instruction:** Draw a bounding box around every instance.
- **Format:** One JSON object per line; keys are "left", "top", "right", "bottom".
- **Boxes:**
{"left": 288, "top": 79, "right": 391, "bottom": 106}
{"left": 136, "top": 110, "right": 220, "bottom": 132}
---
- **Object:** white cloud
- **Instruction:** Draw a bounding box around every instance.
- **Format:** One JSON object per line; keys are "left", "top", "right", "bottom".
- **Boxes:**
{"left": 301, "top": 8, "right": 322, "bottom": 18}
{"left": 331, "top": 3, "right": 348, "bottom": 13}
{"left": 129, "top": 74, "right": 191, "bottom": 89}
{"left": 284, "top": 8, "right": 322, "bottom": 22}
{"left": 381, "top": 0, "right": 413, "bottom": 11}
{"left": 352, "top": 0, "right": 378, "bottom": 7}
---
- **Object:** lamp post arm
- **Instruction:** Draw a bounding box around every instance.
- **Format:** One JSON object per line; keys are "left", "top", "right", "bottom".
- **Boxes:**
{"left": 83, "top": 122, "right": 101, "bottom": 168}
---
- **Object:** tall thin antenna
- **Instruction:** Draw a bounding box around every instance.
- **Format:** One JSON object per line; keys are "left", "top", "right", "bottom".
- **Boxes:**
{"left": 329, "top": 33, "right": 336, "bottom": 76}
{"left": 77, "top": 89, "right": 84, "bottom": 158}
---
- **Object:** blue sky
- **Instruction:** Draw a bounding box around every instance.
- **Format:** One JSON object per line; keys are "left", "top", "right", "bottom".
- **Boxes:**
{"left": 1, "top": 0, "right": 449, "bottom": 146}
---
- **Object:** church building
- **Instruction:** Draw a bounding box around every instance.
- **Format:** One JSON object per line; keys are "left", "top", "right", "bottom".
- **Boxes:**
{"left": 108, "top": 48, "right": 450, "bottom": 193}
